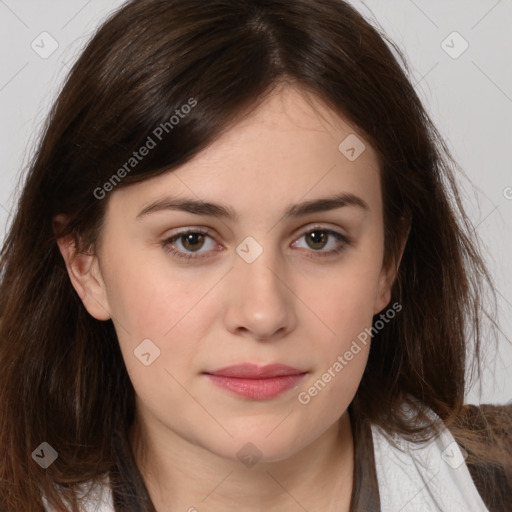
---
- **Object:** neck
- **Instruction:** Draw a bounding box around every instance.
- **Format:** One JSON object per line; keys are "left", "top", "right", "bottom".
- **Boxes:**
{"left": 130, "top": 408, "right": 355, "bottom": 512}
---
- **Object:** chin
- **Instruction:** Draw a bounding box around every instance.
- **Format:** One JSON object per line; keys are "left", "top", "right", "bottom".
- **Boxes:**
{"left": 209, "top": 428, "right": 307, "bottom": 466}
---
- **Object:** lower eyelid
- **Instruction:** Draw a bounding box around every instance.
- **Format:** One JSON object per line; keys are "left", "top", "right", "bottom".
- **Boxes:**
{"left": 162, "top": 228, "right": 349, "bottom": 259}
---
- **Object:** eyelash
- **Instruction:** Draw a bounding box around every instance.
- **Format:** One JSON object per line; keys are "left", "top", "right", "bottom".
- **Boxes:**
{"left": 161, "top": 226, "right": 351, "bottom": 262}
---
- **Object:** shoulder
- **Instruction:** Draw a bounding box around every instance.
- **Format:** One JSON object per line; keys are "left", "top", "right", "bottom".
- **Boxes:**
{"left": 451, "top": 402, "right": 512, "bottom": 455}
{"left": 455, "top": 402, "right": 512, "bottom": 427}
{"left": 369, "top": 399, "right": 511, "bottom": 511}
{"left": 449, "top": 402, "right": 512, "bottom": 512}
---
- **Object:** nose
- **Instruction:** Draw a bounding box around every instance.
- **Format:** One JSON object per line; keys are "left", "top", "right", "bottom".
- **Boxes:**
{"left": 223, "top": 243, "right": 297, "bottom": 342}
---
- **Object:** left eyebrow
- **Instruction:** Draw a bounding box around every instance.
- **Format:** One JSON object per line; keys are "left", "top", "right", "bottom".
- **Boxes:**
{"left": 135, "top": 192, "right": 369, "bottom": 221}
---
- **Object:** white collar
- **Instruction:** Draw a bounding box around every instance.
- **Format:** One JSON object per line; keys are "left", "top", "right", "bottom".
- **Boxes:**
{"left": 371, "top": 409, "right": 490, "bottom": 511}
{"left": 43, "top": 473, "right": 114, "bottom": 511}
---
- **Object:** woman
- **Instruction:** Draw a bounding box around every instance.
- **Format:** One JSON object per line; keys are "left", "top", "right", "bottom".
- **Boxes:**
{"left": 0, "top": 0, "right": 510, "bottom": 511}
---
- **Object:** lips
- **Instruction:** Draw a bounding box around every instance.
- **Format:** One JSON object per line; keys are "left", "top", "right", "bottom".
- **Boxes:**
{"left": 203, "top": 363, "right": 308, "bottom": 400}
{"left": 204, "top": 363, "right": 306, "bottom": 378}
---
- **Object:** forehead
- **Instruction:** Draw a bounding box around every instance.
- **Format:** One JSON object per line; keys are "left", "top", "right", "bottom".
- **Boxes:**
{"left": 106, "top": 84, "right": 381, "bottom": 220}
{"left": 189, "top": 84, "right": 377, "bottom": 169}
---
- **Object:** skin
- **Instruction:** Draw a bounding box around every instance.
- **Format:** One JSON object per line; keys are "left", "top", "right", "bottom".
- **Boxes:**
{"left": 55, "top": 83, "right": 404, "bottom": 512}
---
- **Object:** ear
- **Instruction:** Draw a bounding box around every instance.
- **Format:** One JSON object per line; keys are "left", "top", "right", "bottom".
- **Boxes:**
{"left": 373, "top": 221, "right": 410, "bottom": 315}
{"left": 53, "top": 214, "right": 111, "bottom": 321}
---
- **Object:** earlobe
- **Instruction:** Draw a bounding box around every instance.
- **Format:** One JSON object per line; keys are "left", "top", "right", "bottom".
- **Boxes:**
{"left": 53, "top": 217, "right": 111, "bottom": 321}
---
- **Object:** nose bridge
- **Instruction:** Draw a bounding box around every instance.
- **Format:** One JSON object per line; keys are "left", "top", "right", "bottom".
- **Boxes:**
{"left": 238, "top": 237, "right": 283, "bottom": 297}
{"left": 224, "top": 234, "right": 296, "bottom": 339}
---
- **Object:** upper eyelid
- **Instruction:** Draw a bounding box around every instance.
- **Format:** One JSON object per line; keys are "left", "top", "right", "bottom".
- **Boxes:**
{"left": 166, "top": 224, "right": 347, "bottom": 241}
{"left": 165, "top": 225, "right": 349, "bottom": 249}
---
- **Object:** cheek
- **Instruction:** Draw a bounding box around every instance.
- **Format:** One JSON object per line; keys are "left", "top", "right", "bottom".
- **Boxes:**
{"left": 294, "top": 248, "right": 383, "bottom": 409}
{"left": 108, "top": 269, "right": 209, "bottom": 419}
{"left": 305, "top": 254, "right": 383, "bottom": 343}
{"left": 108, "top": 272, "right": 209, "bottom": 362}
{"left": 99, "top": 249, "right": 200, "bottom": 391}
{"left": 102, "top": 239, "right": 207, "bottom": 337}
{"left": 295, "top": 270, "right": 375, "bottom": 424}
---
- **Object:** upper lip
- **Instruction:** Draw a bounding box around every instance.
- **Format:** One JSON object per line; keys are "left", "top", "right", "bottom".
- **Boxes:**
{"left": 204, "top": 363, "right": 307, "bottom": 379}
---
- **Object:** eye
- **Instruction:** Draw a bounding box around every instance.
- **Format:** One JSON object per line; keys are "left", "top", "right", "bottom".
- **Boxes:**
{"left": 161, "top": 225, "right": 351, "bottom": 262}
{"left": 161, "top": 228, "right": 218, "bottom": 261}
{"left": 291, "top": 226, "right": 350, "bottom": 259}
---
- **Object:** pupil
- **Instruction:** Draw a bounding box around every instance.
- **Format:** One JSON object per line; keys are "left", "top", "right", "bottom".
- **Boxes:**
{"left": 309, "top": 231, "right": 326, "bottom": 249}
{"left": 184, "top": 233, "right": 203, "bottom": 250}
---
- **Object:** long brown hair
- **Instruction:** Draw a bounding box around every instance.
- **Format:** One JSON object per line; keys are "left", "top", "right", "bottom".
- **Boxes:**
{"left": 0, "top": 0, "right": 507, "bottom": 510}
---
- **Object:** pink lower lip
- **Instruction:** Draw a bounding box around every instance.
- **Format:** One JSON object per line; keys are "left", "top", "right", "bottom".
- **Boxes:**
{"left": 205, "top": 373, "right": 306, "bottom": 400}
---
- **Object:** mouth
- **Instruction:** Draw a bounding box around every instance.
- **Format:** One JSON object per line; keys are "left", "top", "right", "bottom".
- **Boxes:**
{"left": 203, "top": 363, "right": 308, "bottom": 400}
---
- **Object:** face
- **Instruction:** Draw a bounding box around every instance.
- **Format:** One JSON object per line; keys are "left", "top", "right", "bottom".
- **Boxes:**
{"left": 56, "top": 84, "right": 397, "bottom": 465}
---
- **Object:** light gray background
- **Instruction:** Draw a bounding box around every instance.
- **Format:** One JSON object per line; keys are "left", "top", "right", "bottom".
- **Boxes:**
{"left": 0, "top": 0, "right": 510, "bottom": 404}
